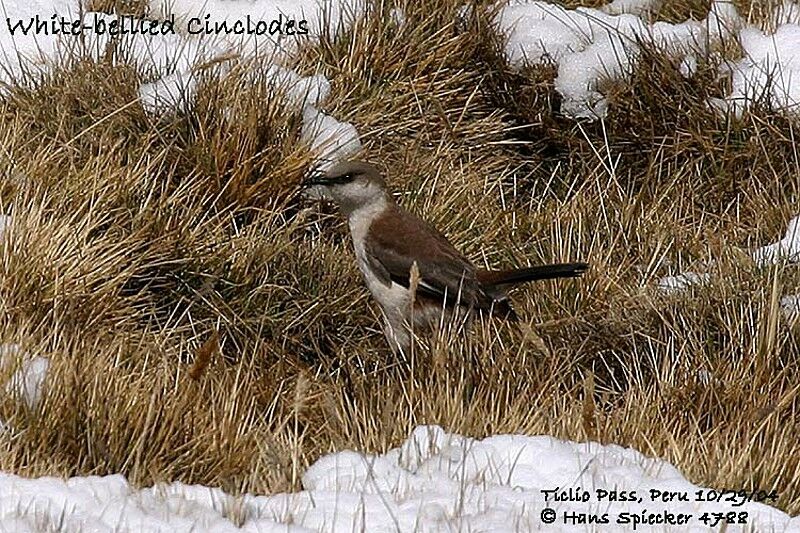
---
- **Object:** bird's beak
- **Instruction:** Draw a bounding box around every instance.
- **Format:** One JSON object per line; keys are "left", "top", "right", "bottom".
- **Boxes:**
{"left": 302, "top": 168, "right": 330, "bottom": 188}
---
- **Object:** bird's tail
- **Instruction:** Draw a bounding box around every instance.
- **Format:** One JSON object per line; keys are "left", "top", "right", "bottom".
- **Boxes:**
{"left": 478, "top": 262, "right": 588, "bottom": 287}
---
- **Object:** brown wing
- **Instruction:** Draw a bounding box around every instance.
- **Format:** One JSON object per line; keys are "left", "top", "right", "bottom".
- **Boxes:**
{"left": 365, "top": 203, "right": 494, "bottom": 309}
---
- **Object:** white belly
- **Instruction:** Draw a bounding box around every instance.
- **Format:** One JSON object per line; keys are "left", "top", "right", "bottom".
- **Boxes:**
{"left": 346, "top": 200, "right": 466, "bottom": 353}
{"left": 353, "top": 242, "right": 409, "bottom": 316}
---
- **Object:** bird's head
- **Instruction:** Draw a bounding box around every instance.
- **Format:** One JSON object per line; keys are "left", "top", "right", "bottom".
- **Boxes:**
{"left": 303, "top": 160, "right": 388, "bottom": 214}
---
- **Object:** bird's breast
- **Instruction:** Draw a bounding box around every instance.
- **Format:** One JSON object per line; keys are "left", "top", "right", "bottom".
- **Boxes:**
{"left": 347, "top": 201, "right": 410, "bottom": 316}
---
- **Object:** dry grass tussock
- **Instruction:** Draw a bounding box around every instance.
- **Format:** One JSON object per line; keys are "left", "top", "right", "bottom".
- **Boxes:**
{"left": 0, "top": 0, "right": 799, "bottom": 513}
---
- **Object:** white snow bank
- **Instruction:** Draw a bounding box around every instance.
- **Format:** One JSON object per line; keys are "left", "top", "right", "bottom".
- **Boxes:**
{"left": 0, "top": 425, "right": 796, "bottom": 532}
{"left": 496, "top": 0, "right": 739, "bottom": 119}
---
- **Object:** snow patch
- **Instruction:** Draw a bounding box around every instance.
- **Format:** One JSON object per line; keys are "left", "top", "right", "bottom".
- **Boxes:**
{"left": 389, "top": 7, "right": 406, "bottom": 27}
{"left": 706, "top": 0, "right": 742, "bottom": 43}
{"left": 657, "top": 271, "right": 710, "bottom": 293}
{"left": 752, "top": 215, "right": 800, "bottom": 266}
{"left": 496, "top": 0, "right": 736, "bottom": 119}
{"left": 220, "top": 62, "right": 358, "bottom": 167}
{"left": 0, "top": 425, "right": 796, "bottom": 531}
{"left": 679, "top": 53, "right": 698, "bottom": 77}
{"left": 231, "top": 63, "right": 331, "bottom": 110}
{"left": 781, "top": 294, "right": 800, "bottom": 322}
{"left": 0, "top": 344, "right": 50, "bottom": 410}
{"left": 0, "top": 0, "right": 91, "bottom": 87}
{"left": 0, "top": 0, "right": 364, "bottom": 167}
{"left": 139, "top": 71, "right": 197, "bottom": 115}
{"left": 301, "top": 107, "right": 362, "bottom": 170}
{"left": 714, "top": 2, "right": 800, "bottom": 118}
{"left": 659, "top": 215, "right": 800, "bottom": 293}
{"left": 0, "top": 214, "right": 11, "bottom": 239}
{"left": 601, "top": 0, "right": 662, "bottom": 16}
{"left": 145, "top": 0, "right": 365, "bottom": 59}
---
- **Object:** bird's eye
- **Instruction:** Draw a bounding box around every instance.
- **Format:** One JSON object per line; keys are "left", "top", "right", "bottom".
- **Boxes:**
{"left": 333, "top": 173, "right": 354, "bottom": 184}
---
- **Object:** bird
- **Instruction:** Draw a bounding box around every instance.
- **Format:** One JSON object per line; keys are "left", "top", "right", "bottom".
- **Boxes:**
{"left": 304, "top": 160, "right": 588, "bottom": 355}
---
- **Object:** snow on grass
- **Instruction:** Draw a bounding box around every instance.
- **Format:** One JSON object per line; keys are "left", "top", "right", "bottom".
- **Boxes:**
{"left": 0, "top": 344, "right": 49, "bottom": 410}
{"left": 752, "top": 215, "right": 800, "bottom": 266}
{"left": 228, "top": 63, "right": 358, "bottom": 166}
{"left": 601, "top": 0, "right": 661, "bottom": 16}
{"left": 131, "top": 0, "right": 365, "bottom": 163}
{"left": 301, "top": 106, "right": 362, "bottom": 171}
{"left": 710, "top": 2, "right": 800, "bottom": 118}
{"left": 0, "top": 0, "right": 87, "bottom": 86}
{"left": 5, "top": 356, "right": 49, "bottom": 410}
{"left": 226, "top": 63, "right": 358, "bottom": 165}
{"left": 705, "top": 0, "right": 742, "bottom": 43}
{"left": 0, "top": 214, "right": 10, "bottom": 238}
{"left": 658, "top": 214, "right": 800, "bottom": 294}
{"left": 0, "top": 425, "right": 797, "bottom": 531}
{"left": 781, "top": 294, "right": 800, "bottom": 322}
{"left": 657, "top": 271, "right": 710, "bottom": 294}
{"left": 496, "top": 0, "right": 739, "bottom": 119}
{"left": 0, "top": 0, "right": 365, "bottom": 166}
{"left": 0, "top": 0, "right": 362, "bottom": 83}
{"left": 138, "top": 70, "right": 198, "bottom": 115}
{"left": 145, "top": 0, "right": 365, "bottom": 58}
{"left": 0, "top": 7, "right": 196, "bottom": 87}
{"left": 267, "top": 67, "right": 331, "bottom": 109}
{"left": 495, "top": 0, "right": 800, "bottom": 120}
{"left": 136, "top": 0, "right": 363, "bottom": 165}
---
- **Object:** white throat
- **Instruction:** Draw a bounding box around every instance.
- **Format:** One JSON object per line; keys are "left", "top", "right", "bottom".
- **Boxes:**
{"left": 347, "top": 195, "right": 388, "bottom": 242}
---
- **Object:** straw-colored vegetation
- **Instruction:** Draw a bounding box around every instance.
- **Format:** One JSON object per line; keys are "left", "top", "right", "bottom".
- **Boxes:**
{"left": 0, "top": 0, "right": 798, "bottom": 514}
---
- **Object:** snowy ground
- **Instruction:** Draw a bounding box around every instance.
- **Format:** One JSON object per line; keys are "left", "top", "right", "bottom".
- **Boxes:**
{"left": 0, "top": 425, "right": 797, "bottom": 532}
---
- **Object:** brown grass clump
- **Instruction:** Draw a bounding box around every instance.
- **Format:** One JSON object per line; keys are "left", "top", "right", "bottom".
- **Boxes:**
{"left": 0, "top": 0, "right": 799, "bottom": 517}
